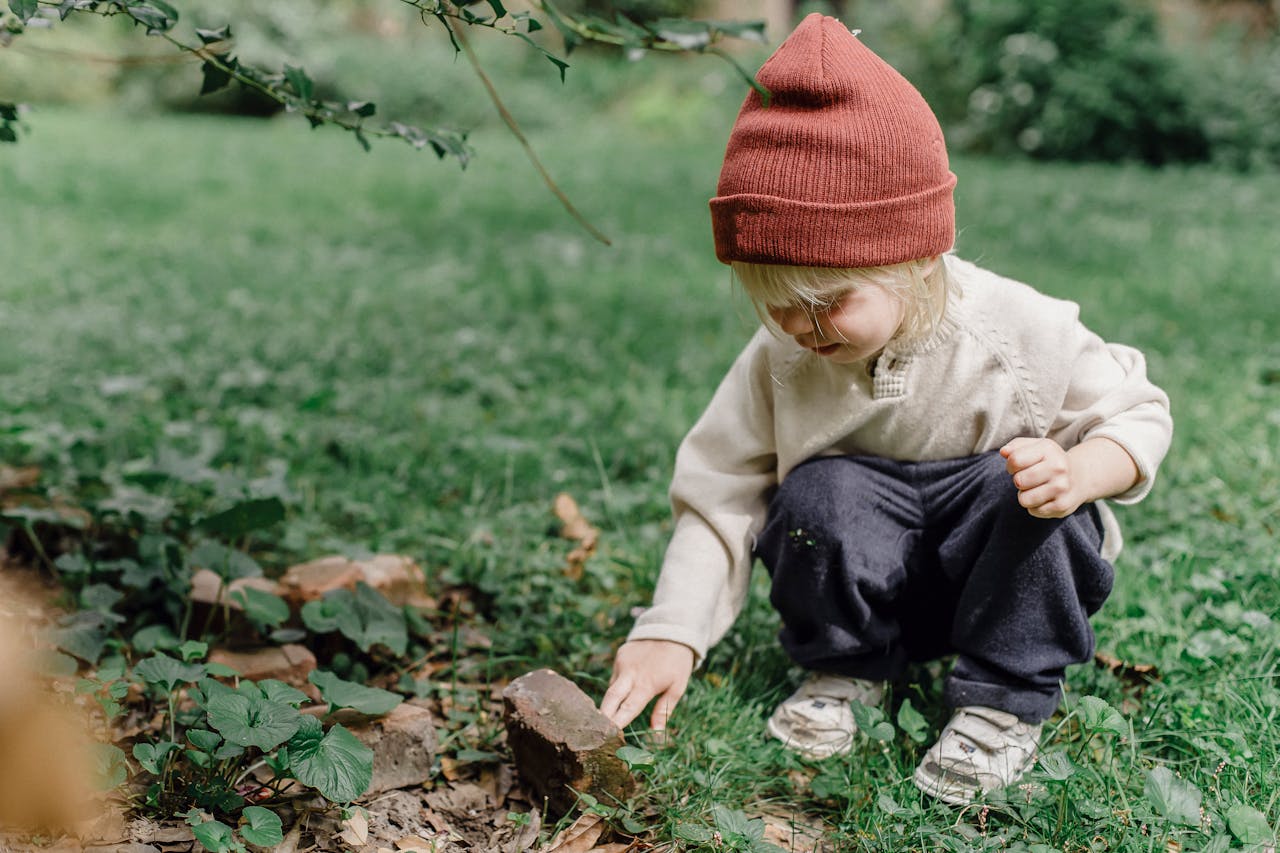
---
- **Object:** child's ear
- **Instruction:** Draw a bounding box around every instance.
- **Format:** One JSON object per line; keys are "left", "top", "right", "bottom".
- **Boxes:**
{"left": 918, "top": 255, "right": 942, "bottom": 277}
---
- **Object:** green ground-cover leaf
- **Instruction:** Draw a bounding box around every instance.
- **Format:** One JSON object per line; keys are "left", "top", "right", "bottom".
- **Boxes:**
{"left": 1145, "top": 766, "right": 1203, "bottom": 827}
{"left": 190, "top": 818, "right": 241, "bottom": 853}
{"left": 300, "top": 582, "right": 408, "bottom": 655}
{"left": 239, "top": 806, "right": 284, "bottom": 847}
{"left": 197, "top": 497, "right": 285, "bottom": 538}
{"left": 1226, "top": 803, "right": 1275, "bottom": 845}
{"left": 205, "top": 692, "right": 302, "bottom": 751}
{"left": 309, "top": 669, "right": 402, "bottom": 715}
{"left": 286, "top": 716, "right": 373, "bottom": 803}
{"left": 134, "top": 653, "right": 206, "bottom": 691}
{"left": 231, "top": 585, "right": 290, "bottom": 629}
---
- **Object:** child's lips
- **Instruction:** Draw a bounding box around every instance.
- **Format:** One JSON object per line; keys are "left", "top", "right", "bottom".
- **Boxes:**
{"left": 809, "top": 342, "right": 842, "bottom": 356}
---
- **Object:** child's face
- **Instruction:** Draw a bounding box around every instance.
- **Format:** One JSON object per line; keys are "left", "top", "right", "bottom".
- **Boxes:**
{"left": 766, "top": 284, "right": 905, "bottom": 364}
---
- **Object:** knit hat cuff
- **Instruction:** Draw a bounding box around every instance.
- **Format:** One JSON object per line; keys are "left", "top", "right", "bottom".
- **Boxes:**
{"left": 710, "top": 172, "right": 957, "bottom": 268}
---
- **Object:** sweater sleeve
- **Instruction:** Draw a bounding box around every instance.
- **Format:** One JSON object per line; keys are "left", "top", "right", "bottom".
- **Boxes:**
{"left": 1047, "top": 322, "right": 1173, "bottom": 504}
{"left": 626, "top": 333, "right": 778, "bottom": 664}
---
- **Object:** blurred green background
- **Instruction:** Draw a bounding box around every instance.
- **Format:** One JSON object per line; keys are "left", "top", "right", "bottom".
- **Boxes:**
{"left": 3, "top": 0, "right": 1279, "bottom": 167}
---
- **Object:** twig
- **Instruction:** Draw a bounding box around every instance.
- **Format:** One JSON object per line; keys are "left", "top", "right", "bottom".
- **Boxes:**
{"left": 443, "top": 8, "right": 612, "bottom": 246}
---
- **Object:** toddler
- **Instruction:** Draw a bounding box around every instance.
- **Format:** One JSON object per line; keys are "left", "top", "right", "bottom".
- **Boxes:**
{"left": 599, "top": 14, "right": 1172, "bottom": 804}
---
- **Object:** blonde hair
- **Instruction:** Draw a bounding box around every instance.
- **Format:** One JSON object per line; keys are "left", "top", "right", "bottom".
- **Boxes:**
{"left": 732, "top": 256, "right": 955, "bottom": 344}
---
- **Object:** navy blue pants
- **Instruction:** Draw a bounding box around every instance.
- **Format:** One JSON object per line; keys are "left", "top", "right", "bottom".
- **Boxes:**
{"left": 754, "top": 452, "right": 1113, "bottom": 722}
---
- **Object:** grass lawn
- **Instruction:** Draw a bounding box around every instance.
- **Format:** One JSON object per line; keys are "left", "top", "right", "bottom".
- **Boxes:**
{"left": 3, "top": 80, "right": 1279, "bottom": 851}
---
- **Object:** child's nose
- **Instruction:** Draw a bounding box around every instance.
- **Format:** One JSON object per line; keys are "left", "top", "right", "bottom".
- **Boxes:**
{"left": 772, "top": 306, "right": 814, "bottom": 336}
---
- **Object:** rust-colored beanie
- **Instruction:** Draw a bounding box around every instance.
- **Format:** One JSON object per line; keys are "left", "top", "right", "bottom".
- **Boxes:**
{"left": 710, "top": 13, "right": 956, "bottom": 268}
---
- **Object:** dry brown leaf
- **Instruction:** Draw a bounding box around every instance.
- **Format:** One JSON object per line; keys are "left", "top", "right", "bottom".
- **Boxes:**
{"left": 758, "top": 807, "right": 829, "bottom": 853}
{"left": 586, "top": 844, "right": 632, "bottom": 853}
{"left": 274, "top": 824, "right": 304, "bottom": 853}
{"left": 553, "top": 493, "right": 599, "bottom": 580}
{"left": 439, "top": 755, "right": 462, "bottom": 781}
{"left": 553, "top": 493, "right": 598, "bottom": 544}
{"left": 542, "top": 812, "right": 605, "bottom": 853}
{"left": 394, "top": 836, "right": 441, "bottom": 852}
{"left": 339, "top": 809, "right": 371, "bottom": 848}
{"left": 0, "top": 465, "right": 40, "bottom": 492}
{"left": 1094, "top": 651, "right": 1159, "bottom": 691}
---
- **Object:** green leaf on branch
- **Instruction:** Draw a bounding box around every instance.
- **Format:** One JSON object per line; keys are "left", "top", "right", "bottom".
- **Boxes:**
{"left": 8, "top": 0, "right": 38, "bottom": 23}
{"left": 287, "top": 716, "right": 373, "bottom": 803}
{"left": 652, "top": 19, "right": 713, "bottom": 50}
{"left": 1145, "top": 766, "right": 1203, "bottom": 827}
{"left": 206, "top": 692, "right": 302, "bottom": 751}
{"left": 284, "top": 65, "right": 314, "bottom": 102}
{"left": 485, "top": 0, "right": 507, "bottom": 18}
{"left": 122, "top": 0, "right": 179, "bottom": 33}
{"left": 195, "top": 24, "right": 231, "bottom": 44}
{"left": 197, "top": 497, "right": 285, "bottom": 538}
{"left": 200, "top": 61, "right": 233, "bottom": 96}
{"left": 56, "top": 1, "right": 94, "bottom": 21}
{"left": 706, "top": 18, "right": 768, "bottom": 44}
{"left": 309, "top": 669, "right": 403, "bottom": 716}
{"left": 538, "top": 2, "right": 580, "bottom": 53}
{"left": 239, "top": 806, "right": 283, "bottom": 848}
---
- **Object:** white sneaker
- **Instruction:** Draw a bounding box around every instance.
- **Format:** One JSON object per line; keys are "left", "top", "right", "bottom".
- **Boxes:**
{"left": 766, "top": 673, "right": 885, "bottom": 759}
{"left": 913, "top": 706, "right": 1042, "bottom": 805}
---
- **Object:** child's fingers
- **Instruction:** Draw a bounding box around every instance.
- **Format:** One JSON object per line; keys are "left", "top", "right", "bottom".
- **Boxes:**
{"left": 648, "top": 681, "right": 689, "bottom": 733}
{"left": 1001, "top": 438, "right": 1046, "bottom": 474}
{"left": 999, "top": 436, "right": 1038, "bottom": 459}
{"left": 1010, "top": 460, "right": 1049, "bottom": 491}
{"left": 1016, "top": 481, "right": 1059, "bottom": 509}
{"left": 600, "top": 677, "right": 642, "bottom": 727}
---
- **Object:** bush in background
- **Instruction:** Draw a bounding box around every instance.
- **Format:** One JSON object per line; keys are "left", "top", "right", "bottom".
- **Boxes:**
{"left": 860, "top": 0, "right": 1280, "bottom": 169}
{"left": 878, "top": 0, "right": 1210, "bottom": 165}
{"left": 1190, "top": 36, "right": 1280, "bottom": 169}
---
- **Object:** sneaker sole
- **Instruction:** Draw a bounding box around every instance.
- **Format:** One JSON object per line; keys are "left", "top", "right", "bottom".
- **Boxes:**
{"left": 765, "top": 714, "right": 852, "bottom": 760}
{"left": 912, "top": 751, "right": 1037, "bottom": 806}
{"left": 911, "top": 762, "right": 978, "bottom": 806}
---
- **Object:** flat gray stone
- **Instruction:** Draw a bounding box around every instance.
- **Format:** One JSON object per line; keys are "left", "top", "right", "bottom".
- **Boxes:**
{"left": 347, "top": 701, "right": 439, "bottom": 795}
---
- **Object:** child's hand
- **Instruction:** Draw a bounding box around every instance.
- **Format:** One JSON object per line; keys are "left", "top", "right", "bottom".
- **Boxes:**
{"left": 1000, "top": 436, "right": 1142, "bottom": 518}
{"left": 599, "top": 639, "right": 695, "bottom": 734}
{"left": 1000, "top": 437, "right": 1084, "bottom": 518}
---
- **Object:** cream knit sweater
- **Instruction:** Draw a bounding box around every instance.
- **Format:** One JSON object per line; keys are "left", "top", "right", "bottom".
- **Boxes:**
{"left": 627, "top": 256, "right": 1173, "bottom": 663}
